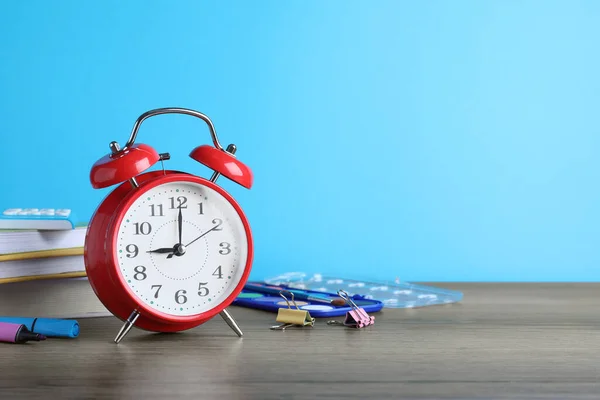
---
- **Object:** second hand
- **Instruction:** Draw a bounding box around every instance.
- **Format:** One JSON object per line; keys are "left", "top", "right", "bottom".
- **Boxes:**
{"left": 185, "top": 225, "right": 219, "bottom": 247}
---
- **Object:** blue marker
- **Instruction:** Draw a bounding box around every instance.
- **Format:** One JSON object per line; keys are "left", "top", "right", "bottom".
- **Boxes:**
{"left": 0, "top": 317, "right": 79, "bottom": 338}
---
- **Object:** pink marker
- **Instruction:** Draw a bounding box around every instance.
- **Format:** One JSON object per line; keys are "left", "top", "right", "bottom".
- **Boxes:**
{"left": 0, "top": 322, "right": 46, "bottom": 344}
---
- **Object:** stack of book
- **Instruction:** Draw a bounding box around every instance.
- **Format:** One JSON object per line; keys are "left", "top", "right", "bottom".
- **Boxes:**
{"left": 0, "top": 226, "right": 110, "bottom": 318}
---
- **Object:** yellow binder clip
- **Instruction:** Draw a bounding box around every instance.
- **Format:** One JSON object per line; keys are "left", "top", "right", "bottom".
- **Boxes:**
{"left": 270, "top": 290, "right": 315, "bottom": 330}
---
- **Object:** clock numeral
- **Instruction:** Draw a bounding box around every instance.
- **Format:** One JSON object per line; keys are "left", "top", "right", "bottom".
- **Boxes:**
{"left": 151, "top": 284, "right": 162, "bottom": 298}
{"left": 212, "top": 218, "right": 223, "bottom": 231}
{"left": 198, "top": 282, "right": 210, "bottom": 297}
{"left": 125, "top": 244, "right": 138, "bottom": 258}
{"left": 198, "top": 202, "right": 204, "bottom": 215}
{"left": 169, "top": 196, "right": 188, "bottom": 209}
{"left": 134, "top": 265, "right": 147, "bottom": 281}
{"left": 175, "top": 289, "right": 188, "bottom": 304}
{"left": 134, "top": 222, "right": 152, "bottom": 235}
{"left": 149, "top": 204, "right": 164, "bottom": 217}
{"left": 219, "top": 242, "right": 231, "bottom": 255}
{"left": 212, "top": 266, "right": 223, "bottom": 279}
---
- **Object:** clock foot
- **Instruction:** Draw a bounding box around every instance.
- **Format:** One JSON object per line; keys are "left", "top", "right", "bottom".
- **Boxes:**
{"left": 114, "top": 310, "right": 140, "bottom": 344}
{"left": 219, "top": 308, "right": 243, "bottom": 337}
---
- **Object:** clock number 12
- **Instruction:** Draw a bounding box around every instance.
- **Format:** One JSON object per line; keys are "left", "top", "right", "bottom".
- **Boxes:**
{"left": 169, "top": 196, "right": 188, "bottom": 209}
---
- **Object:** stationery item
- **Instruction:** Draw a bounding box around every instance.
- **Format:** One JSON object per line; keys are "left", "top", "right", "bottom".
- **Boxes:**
{"left": 270, "top": 291, "right": 315, "bottom": 330}
{"left": 0, "top": 247, "right": 83, "bottom": 263}
{"left": 0, "top": 277, "right": 110, "bottom": 319}
{"left": 244, "top": 282, "right": 346, "bottom": 306}
{"left": 0, "top": 317, "right": 79, "bottom": 338}
{"left": 0, "top": 255, "right": 85, "bottom": 284}
{"left": 0, "top": 208, "right": 77, "bottom": 230}
{"left": 327, "top": 290, "right": 375, "bottom": 328}
{"left": 0, "top": 225, "right": 86, "bottom": 255}
{"left": 234, "top": 282, "right": 384, "bottom": 317}
{"left": 0, "top": 322, "right": 46, "bottom": 344}
{"left": 264, "top": 273, "right": 463, "bottom": 309}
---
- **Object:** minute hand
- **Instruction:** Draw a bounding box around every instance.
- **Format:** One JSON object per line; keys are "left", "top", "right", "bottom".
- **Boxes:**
{"left": 177, "top": 207, "right": 183, "bottom": 245}
{"left": 185, "top": 225, "right": 218, "bottom": 247}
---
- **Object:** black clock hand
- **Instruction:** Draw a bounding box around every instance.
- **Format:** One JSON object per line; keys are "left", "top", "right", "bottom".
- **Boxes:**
{"left": 185, "top": 225, "right": 218, "bottom": 247}
{"left": 146, "top": 248, "right": 175, "bottom": 254}
{"left": 148, "top": 245, "right": 182, "bottom": 259}
{"left": 177, "top": 207, "right": 183, "bottom": 245}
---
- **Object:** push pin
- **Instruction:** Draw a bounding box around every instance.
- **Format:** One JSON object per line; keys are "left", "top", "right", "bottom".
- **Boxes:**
{"left": 327, "top": 290, "right": 375, "bottom": 328}
{"left": 270, "top": 290, "right": 315, "bottom": 331}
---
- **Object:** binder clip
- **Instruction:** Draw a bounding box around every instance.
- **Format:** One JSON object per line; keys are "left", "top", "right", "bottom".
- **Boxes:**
{"left": 327, "top": 290, "right": 375, "bottom": 328}
{"left": 270, "top": 290, "right": 315, "bottom": 331}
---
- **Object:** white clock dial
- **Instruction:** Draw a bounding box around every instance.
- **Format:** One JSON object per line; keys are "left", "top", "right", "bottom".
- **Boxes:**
{"left": 115, "top": 180, "right": 249, "bottom": 316}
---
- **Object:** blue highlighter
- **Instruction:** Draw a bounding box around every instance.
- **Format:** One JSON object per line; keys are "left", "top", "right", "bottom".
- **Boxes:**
{"left": 0, "top": 317, "right": 79, "bottom": 338}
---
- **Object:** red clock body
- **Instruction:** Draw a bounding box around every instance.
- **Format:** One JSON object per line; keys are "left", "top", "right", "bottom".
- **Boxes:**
{"left": 84, "top": 170, "right": 254, "bottom": 333}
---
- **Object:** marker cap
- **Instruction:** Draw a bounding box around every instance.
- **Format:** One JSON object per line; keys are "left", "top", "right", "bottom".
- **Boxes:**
{"left": 32, "top": 318, "right": 79, "bottom": 338}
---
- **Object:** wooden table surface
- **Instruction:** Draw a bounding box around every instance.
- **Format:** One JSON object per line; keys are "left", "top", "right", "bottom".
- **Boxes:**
{"left": 1, "top": 283, "right": 599, "bottom": 399}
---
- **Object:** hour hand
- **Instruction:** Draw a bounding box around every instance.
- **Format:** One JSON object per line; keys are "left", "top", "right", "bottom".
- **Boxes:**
{"left": 146, "top": 248, "right": 174, "bottom": 254}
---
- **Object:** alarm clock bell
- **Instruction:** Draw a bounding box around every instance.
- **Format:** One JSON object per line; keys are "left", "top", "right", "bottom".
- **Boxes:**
{"left": 90, "top": 108, "right": 252, "bottom": 191}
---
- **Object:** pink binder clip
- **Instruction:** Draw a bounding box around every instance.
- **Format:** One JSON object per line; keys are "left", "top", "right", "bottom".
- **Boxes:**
{"left": 328, "top": 290, "right": 375, "bottom": 328}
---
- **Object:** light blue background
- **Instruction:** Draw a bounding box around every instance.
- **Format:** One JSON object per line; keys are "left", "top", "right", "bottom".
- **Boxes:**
{"left": 1, "top": 1, "right": 599, "bottom": 282}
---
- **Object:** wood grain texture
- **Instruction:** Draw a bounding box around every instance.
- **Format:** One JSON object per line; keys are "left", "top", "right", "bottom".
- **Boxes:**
{"left": 1, "top": 283, "right": 600, "bottom": 400}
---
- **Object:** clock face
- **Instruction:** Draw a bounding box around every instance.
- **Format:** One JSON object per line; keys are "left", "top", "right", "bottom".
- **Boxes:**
{"left": 115, "top": 180, "right": 249, "bottom": 316}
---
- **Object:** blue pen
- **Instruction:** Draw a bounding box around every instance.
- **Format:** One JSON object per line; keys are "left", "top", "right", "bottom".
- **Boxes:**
{"left": 0, "top": 317, "right": 79, "bottom": 338}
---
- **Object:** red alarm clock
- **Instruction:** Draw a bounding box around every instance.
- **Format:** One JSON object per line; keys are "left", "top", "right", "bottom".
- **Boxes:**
{"left": 84, "top": 108, "right": 253, "bottom": 343}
